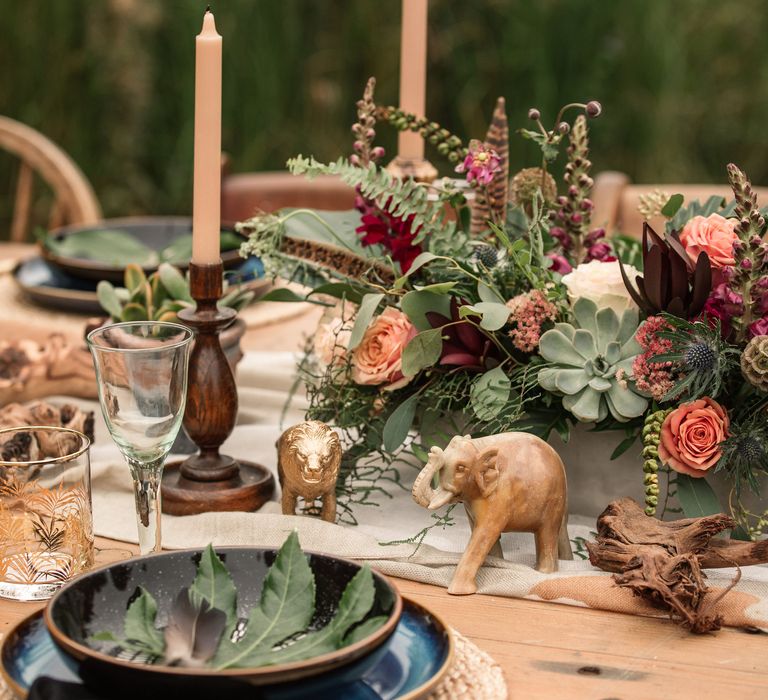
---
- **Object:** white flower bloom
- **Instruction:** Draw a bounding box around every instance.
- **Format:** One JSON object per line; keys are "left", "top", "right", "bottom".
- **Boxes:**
{"left": 561, "top": 260, "right": 639, "bottom": 316}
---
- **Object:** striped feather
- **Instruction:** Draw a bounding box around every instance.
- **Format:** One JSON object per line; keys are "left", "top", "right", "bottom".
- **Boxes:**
{"left": 470, "top": 97, "right": 509, "bottom": 235}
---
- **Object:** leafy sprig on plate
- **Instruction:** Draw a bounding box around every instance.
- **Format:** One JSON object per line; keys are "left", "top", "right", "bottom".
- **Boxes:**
{"left": 92, "top": 533, "right": 385, "bottom": 669}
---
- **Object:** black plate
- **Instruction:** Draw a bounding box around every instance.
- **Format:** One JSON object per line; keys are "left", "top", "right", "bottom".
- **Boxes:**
{"left": 41, "top": 217, "right": 246, "bottom": 283}
{"left": 45, "top": 547, "right": 402, "bottom": 691}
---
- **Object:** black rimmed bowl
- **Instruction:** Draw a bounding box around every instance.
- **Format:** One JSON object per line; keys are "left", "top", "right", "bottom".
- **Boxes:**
{"left": 40, "top": 217, "right": 247, "bottom": 283}
{"left": 44, "top": 547, "right": 402, "bottom": 694}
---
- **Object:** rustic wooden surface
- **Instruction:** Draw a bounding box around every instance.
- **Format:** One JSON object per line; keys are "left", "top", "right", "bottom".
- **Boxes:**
{"left": 0, "top": 537, "right": 766, "bottom": 700}
{"left": 1, "top": 243, "right": 767, "bottom": 698}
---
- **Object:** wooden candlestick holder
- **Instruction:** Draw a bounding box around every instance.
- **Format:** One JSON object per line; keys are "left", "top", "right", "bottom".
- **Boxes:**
{"left": 161, "top": 261, "right": 274, "bottom": 515}
{"left": 385, "top": 155, "right": 438, "bottom": 183}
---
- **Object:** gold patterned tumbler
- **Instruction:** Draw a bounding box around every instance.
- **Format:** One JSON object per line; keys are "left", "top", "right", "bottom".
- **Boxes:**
{"left": 0, "top": 426, "right": 93, "bottom": 600}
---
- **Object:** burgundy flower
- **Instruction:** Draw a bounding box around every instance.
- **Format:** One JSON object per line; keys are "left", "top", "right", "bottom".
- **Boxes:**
{"left": 546, "top": 253, "right": 573, "bottom": 275}
{"left": 425, "top": 298, "right": 501, "bottom": 371}
{"left": 355, "top": 201, "right": 424, "bottom": 272}
{"left": 748, "top": 317, "right": 768, "bottom": 339}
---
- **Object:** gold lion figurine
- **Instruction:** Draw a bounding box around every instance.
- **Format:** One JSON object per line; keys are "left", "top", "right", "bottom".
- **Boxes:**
{"left": 277, "top": 421, "right": 342, "bottom": 522}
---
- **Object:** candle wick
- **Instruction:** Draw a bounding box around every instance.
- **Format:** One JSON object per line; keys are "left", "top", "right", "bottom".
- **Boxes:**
{"left": 205, "top": 4, "right": 211, "bottom": 12}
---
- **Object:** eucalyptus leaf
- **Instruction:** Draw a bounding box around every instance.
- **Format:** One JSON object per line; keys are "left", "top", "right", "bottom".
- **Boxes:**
{"left": 382, "top": 393, "right": 420, "bottom": 452}
{"left": 610, "top": 433, "right": 639, "bottom": 460}
{"left": 123, "top": 587, "right": 165, "bottom": 655}
{"left": 413, "top": 281, "right": 458, "bottom": 295}
{"left": 477, "top": 281, "right": 503, "bottom": 304}
{"left": 400, "top": 290, "right": 451, "bottom": 331}
{"left": 470, "top": 367, "right": 511, "bottom": 421}
{"left": 676, "top": 474, "right": 722, "bottom": 518}
{"left": 402, "top": 329, "right": 443, "bottom": 377}
{"left": 393, "top": 252, "right": 438, "bottom": 288}
{"left": 190, "top": 544, "right": 237, "bottom": 625}
{"left": 348, "top": 293, "right": 384, "bottom": 349}
{"left": 308, "top": 282, "right": 364, "bottom": 305}
{"left": 461, "top": 302, "right": 510, "bottom": 331}
{"left": 660, "top": 193, "right": 684, "bottom": 218}
{"left": 214, "top": 531, "right": 315, "bottom": 669}
{"left": 259, "top": 288, "right": 308, "bottom": 303}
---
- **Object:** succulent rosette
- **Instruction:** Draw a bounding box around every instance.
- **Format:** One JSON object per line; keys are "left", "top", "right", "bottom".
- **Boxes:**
{"left": 537, "top": 298, "right": 647, "bottom": 422}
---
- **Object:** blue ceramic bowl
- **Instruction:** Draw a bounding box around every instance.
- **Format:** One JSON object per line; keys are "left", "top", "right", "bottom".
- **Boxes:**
{"left": 4, "top": 597, "right": 452, "bottom": 699}
{"left": 44, "top": 547, "right": 402, "bottom": 692}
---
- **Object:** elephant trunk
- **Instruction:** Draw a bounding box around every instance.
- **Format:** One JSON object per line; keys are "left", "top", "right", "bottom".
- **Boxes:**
{"left": 412, "top": 446, "right": 455, "bottom": 510}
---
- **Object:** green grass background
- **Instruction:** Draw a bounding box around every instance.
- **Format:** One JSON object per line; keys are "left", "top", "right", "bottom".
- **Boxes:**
{"left": 1, "top": 0, "right": 767, "bottom": 232}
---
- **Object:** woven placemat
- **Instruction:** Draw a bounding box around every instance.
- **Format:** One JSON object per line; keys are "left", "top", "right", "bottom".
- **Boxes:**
{"left": 0, "top": 627, "right": 506, "bottom": 699}
{"left": 429, "top": 629, "right": 507, "bottom": 699}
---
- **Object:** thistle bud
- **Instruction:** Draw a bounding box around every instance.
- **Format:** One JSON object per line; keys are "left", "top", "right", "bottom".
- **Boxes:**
{"left": 528, "top": 107, "right": 541, "bottom": 121}
{"left": 557, "top": 195, "right": 568, "bottom": 206}
{"left": 585, "top": 100, "right": 602, "bottom": 118}
{"left": 568, "top": 185, "right": 579, "bottom": 197}
{"left": 366, "top": 128, "right": 376, "bottom": 139}
{"left": 741, "top": 258, "right": 754, "bottom": 270}
{"left": 350, "top": 154, "right": 361, "bottom": 166}
{"left": 371, "top": 146, "right": 385, "bottom": 160}
{"left": 570, "top": 213, "right": 583, "bottom": 224}
{"left": 353, "top": 141, "right": 364, "bottom": 153}
{"left": 558, "top": 121, "right": 570, "bottom": 134}
{"left": 580, "top": 199, "right": 594, "bottom": 211}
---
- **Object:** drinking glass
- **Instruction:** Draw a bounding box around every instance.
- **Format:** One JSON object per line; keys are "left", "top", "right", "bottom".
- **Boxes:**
{"left": 0, "top": 426, "right": 93, "bottom": 601}
{"left": 87, "top": 322, "right": 193, "bottom": 554}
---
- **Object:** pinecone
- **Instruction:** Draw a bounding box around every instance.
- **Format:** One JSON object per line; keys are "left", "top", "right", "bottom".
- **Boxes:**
{"left": 741, "top": 335, "right": 768, "bottom": 391}
{"left": 510, "top": 167, "right": 557, "bottom": 213}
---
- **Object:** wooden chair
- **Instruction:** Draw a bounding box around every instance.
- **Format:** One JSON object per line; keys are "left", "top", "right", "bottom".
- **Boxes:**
{"left": 0, "top": 115, "right": 102, "bottom": 242}
{"left": 221, "top": 170, "right": 355, "bottom": 222}
{"left": 592, "top": 171, "right": 768, "bottom": 238}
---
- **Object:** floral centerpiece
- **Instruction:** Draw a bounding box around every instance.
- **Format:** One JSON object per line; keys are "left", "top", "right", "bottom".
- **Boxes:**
{"left": 240, "top": 78, "right": 768, "bottom": 537}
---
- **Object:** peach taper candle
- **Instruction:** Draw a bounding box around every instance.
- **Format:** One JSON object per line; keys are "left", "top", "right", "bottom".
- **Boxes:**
{"left": 192, "top": 7, "right": 222, "bottom": 265}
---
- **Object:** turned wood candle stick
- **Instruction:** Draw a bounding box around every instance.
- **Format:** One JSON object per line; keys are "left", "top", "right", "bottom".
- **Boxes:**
{"left": 161, "top": 261, "right": 274, "bottom": 515}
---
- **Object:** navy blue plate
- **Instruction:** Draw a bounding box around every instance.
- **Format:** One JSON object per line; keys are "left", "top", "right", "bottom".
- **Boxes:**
{"left": 2, "top": 598, "right": 452, "bottom": 700}
{"left": 13, "top": 256, "right": 266, "bottom": 315}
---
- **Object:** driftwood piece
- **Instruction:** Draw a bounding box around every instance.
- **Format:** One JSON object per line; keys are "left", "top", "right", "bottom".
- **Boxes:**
{"left": 0, "top": 400, "right": 95, "bottom": 461}
{"left": 586, "top": 498, "right": 768, "bottom": 633}
{"left": 0, "top": 335, "right": 97, "bottom": 406}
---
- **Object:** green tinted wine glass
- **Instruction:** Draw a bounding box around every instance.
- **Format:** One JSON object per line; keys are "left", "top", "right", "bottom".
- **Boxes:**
{"left": 87, "top": 322, "right": 193, "bottom": 554}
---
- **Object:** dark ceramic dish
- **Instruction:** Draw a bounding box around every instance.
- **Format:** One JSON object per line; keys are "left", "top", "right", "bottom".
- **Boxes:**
{"left": 44, "top": 547, "right": 402, "bottom": 692}
{"left": 4, "top": 598, "right": 451, "bottom": 699}
{"left": 13, "top": 256, "right": 267, "bottom": 314}
{"left": 40, "top": 216, "right": 246, "bottom": 283}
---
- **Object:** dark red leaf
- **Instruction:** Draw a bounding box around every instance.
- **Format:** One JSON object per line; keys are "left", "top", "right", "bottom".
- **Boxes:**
{"left": 689, "top": 252, "right": 713, "bottom": 317}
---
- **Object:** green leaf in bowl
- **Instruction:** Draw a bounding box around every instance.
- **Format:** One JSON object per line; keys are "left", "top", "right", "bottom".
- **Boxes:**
{"left": 44, "top": 229, "right": 159, "bottom": 267}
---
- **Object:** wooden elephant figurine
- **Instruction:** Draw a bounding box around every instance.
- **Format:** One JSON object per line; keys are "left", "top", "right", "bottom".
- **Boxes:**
{"left": 277, "top": 421, "right": 341, "bottom": 522}
{"left": 412, "top": 432, "right": 572, "bottom": 595}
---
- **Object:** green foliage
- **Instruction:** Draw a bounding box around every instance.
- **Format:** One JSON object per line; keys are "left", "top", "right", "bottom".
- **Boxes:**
{"left": 402, "top": 329, "right": 443, "bottom": 377}
{"left": 675, "top": 474, "right": 722, "bottom": 518}
{"left": 97, "top": 262, "right": 253, "bottom": 322}
{"left": 537, "top": 298, "right": 647, "bottom": 422}
{"left": 96, "top": 534, "right": 385, "bottom": 670}
{"left": 470, "top": 367, "right": 512, "bottom": 421}
{"left": 289, "top": 157, "right": 457, "bottom": 244}
{"left": 715, "top": 409, "right": 768, "bottom": 498}
{"left": 190, "top": 545, "right": 238, "bottom": 627}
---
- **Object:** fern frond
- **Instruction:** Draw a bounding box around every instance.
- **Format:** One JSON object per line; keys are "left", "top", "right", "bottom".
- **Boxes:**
{"left": 288, "top": 156, "right": 457, "bottom": 243}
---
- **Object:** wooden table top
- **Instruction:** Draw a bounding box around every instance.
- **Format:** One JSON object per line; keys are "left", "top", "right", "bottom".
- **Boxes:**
{"left": 1, "top": 241, "right": 767, "bottom": 699}
{"left": 0, "top": 539, "right": 765, "bottom": 700}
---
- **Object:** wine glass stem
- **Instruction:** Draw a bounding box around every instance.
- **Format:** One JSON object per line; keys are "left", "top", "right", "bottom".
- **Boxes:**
{"left": 128, "top": 459, "right": 164, "bottom": 555}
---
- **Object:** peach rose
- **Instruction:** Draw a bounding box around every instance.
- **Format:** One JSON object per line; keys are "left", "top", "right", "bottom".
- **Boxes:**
{"left": 680, "top": 214, "right": 738, "bottom": 269}
{"left": 659, "top": 397, "right": 729, "bottom": 478}
{"left": 351, "top": 307, "right": 416, "bottom": 391}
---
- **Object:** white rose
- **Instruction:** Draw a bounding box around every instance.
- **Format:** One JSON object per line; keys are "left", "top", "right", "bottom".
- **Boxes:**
{"left": 561, "top": 260, "right": 639, "bottom": 316}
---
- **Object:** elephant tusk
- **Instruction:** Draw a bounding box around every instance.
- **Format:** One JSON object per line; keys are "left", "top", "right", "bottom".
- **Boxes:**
{"left": 427, "top": 487, "right": 456, "bottom": 510}
{"left": 412, "top": 447, "right": 444, "bottom": 508}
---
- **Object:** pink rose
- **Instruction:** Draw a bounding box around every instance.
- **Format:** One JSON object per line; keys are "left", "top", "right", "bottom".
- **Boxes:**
{"left": 659, "top": 397, "right": 729, "bottom": 478}
{"left": 351, "top": 308, "right": 417, "bottom": 390}
{"left": 680, "top": 214, "right": 738, "bottom": 270}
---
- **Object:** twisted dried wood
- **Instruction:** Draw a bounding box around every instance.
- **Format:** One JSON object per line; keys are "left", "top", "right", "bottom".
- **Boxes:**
{"left": 586, "top": 498, "right": 768, "bottom": 633}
